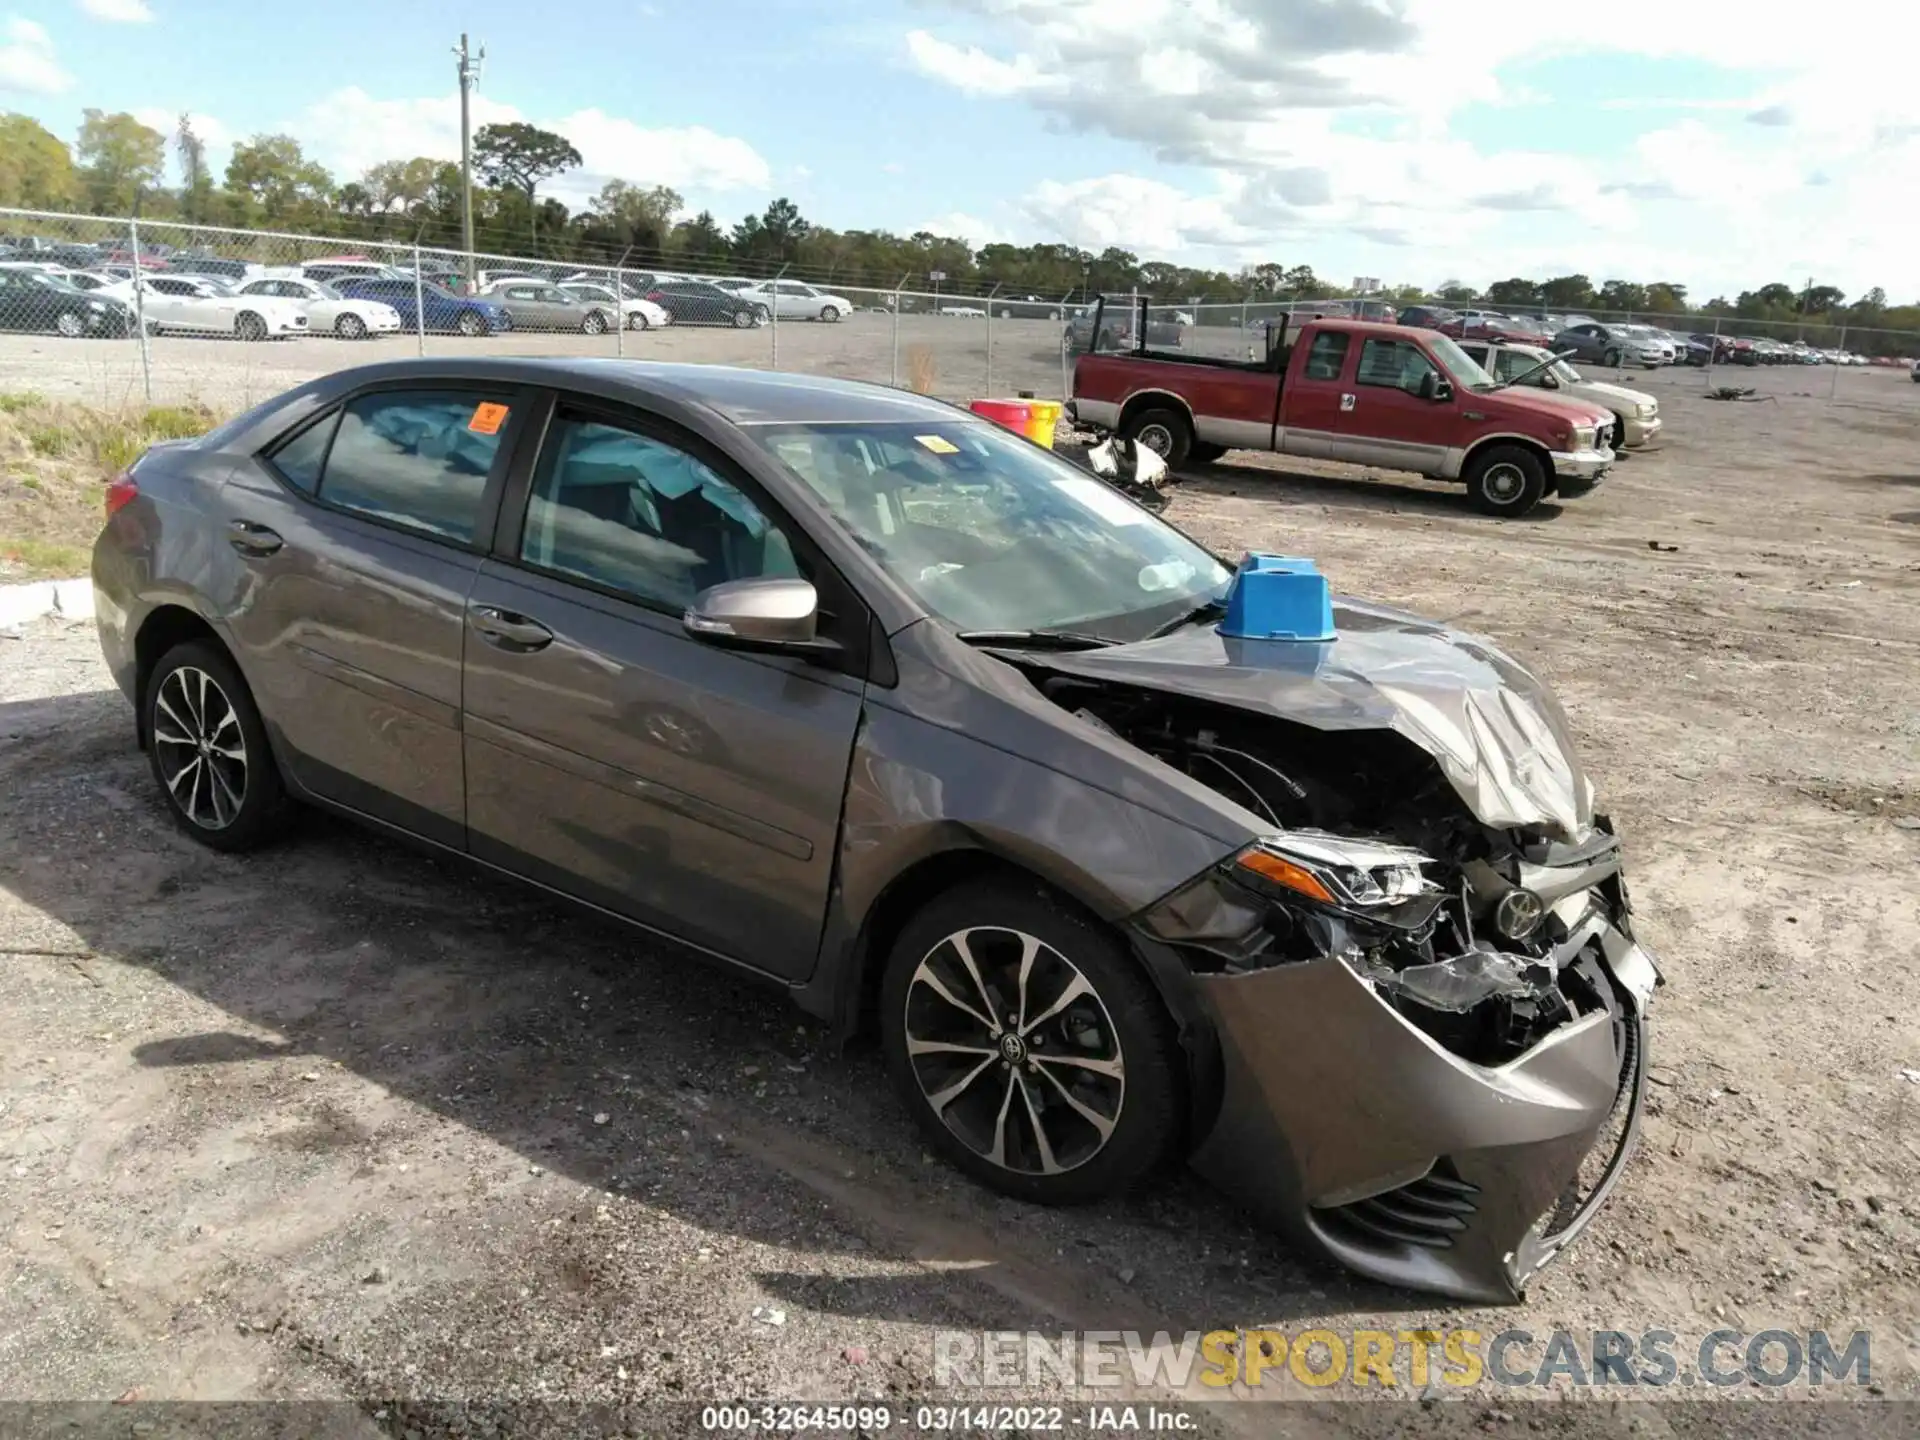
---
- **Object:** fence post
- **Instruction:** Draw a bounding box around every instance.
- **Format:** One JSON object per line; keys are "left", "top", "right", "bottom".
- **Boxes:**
{"left": 769, "top": 262, "right": 787, "bottom": 370}
{"left": 891, "top": 273, "right": 907, "bottom": 387}
{"left": 984, "top": 283, "right": 1002, "bottom": 396}
{"left": 1831, "top": 324, "right": 1846, "bottom": 401}
{"left": 413, "top": 244, "right": 426, "bottom": 358}
{"left": 1706, "top": 315, "right": 1720, "bottom": 387}
{"left": 613, "top": 249, "right": 631, "bottom": 360}
{"left": 128, "top": 216, "right": 152, "bottom": 403}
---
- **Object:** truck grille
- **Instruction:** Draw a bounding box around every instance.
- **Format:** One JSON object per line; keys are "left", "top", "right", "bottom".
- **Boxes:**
{"left": 1320, "top": 1163, "right": 1480, "bottom": 1250}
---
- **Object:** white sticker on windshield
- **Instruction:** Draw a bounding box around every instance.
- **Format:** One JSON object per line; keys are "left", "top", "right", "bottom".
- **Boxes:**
{"left": 1138, "top": 560, "right": 1196, "bottom": 593}
{"left": 1053, "top": 476, "right": 1146, "bottom": 526}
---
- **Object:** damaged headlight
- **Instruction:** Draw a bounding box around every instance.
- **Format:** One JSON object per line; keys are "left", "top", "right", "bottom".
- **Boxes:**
{"left": 1232, "top": 833, "right": 1438, "bottom": 918}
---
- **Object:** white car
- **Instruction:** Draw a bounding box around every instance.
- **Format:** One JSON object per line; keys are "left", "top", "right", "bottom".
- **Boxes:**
{"left": 1458, "top": 340, "right": 1663, "bottom": 448}
{"left": 735, "top": 279, "right": 856, "bottom": 322}
{"left": 1618, "top": 325, "right": 1677, "bottom": 365}
{"left": 559, "top": 282, "right": 671, "bottom": 331}
{"left": 234, "top": 276, "right": 402, "bottom": 339}
{"left": 938, "top": 304, "right": 986, "bottom": 318}
{"left": 99, "top": 275, "right": 310, "bottom": 340}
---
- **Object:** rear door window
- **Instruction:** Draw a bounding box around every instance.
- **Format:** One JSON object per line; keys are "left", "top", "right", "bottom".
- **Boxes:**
{"left": 309, "top": 390, "right": 514, "bottom": 543}
{"left": 1301, "top": 331, "right": 1351, "bottom": 381}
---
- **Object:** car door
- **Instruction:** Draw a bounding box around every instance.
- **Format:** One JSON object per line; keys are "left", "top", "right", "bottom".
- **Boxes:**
{"left": 1325, "top": 334, "right": 1456, "bottom": 472}
{"left": 1276, "top": 328, "right": 1353, "bottom": 458}
{"left": 142, "top": 277, "right": 194, "bottom": 328}
{"left": 538, "top": 285, "right": 586, "bottom": 329}
{"left": 217, "top": 384, "right": 530, "bottom": 846}
{"left": 0, "top": 272, "right": 33, "bottom": 332}
{"left": 459, "top": 395, "right": 866, "bottom": 980}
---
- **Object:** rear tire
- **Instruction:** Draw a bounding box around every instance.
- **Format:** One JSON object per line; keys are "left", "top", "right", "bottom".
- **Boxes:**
{"left": 145, "top": 641, "right": 292, "bottom": 853}
{"left": 582, "top": 309, "right": 608, "bottom": 335}
{"left": 335, "top": 313, "right": 367, "bottom": 340}
{"left": 1122, "top": 406, "right": 1192, "bottom": 467}
{"left": 880, "top": 879, "right": 1184, "bottom": 1206}
{"left": 1465, "top": 444, "right": 1548, "bottom": 518}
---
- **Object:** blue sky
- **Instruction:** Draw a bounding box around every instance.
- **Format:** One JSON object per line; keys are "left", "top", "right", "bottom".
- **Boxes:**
{"left": 3, "top": 0, "right": 1917, "bottom": 297}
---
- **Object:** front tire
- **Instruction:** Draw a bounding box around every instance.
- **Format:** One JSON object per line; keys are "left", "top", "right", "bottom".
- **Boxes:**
{"left": 1603, "top": 347, "right": 1622, "bottom": 367}
{"left": 1122, "top": 406, "right": 1193, "bottom": 468}
{"left": 1465, "top": 444, "right": 1548, "bottom": 518}
{"left": 335, "top": 313, "right": 367, "bottom": 340}
{"left": 732, "top": 308, "right": 755, "bottom": 329}
{"left": 626, "top": 310, "right": 650, "bottom": 331}
{"left": 456, "top": 310, "right": 485, "bottom": 338}
{"left": 880, "top": 879, "right": 1183, "bottom": 1206}
{"left": 819, "top": 304, "right": 841, "bottom": 322}
{"left": 55, "top": 310, "right": 86, "bottom": 339}
{"left": 582, "top": 309, "right": 608, "bottom": 335}
{"left": 235, "top": 312, "right": 268, "bottom": 343}
{"left": 145, "top": 641, "right": 291, "bottom": 852}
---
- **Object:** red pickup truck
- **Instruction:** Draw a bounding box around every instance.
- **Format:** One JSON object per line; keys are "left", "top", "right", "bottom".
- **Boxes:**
{"left": 1068, "top": 300, "right": 1617, "bottom": 517}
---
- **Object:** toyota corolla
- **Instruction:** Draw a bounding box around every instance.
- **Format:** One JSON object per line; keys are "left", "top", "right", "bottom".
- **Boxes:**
{"left": 92, "top": 358, "right": 1659, "bottom": 1302}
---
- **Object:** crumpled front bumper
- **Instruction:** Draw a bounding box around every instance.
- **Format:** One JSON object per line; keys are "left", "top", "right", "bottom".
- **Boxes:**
{"left": 1550, "top": 446, "right": 1614, "bottom": 481}
{"left": 1169, "top": 898, "right": 1656, "bottom": 1304}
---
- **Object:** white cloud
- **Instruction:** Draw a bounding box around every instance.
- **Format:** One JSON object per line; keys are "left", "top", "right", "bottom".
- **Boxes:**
{"left": 290, "top": 89, "right": 770, "bottom": 204}
{"left": 904, "top": 0, "right": 1920, "bottom": 293}
{"left": 918, "top": 210, "right": 1012, "bottom": 247}
{"left": 79, "top": 0, "right": 153, "bottom": 22}
{"left": 0, "top": 16, "right": 71, "bottom": 93}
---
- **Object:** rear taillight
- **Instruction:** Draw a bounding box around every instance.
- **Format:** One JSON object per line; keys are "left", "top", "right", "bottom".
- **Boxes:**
{"left": 105, "top": 470, "right": 139, "bottom": 517}
{"left": 645, "top": 290, "right": 665, "bottom": 301}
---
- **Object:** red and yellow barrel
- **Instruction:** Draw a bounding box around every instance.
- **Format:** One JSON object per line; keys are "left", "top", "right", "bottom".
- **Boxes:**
{"left": 968, "top": 397, "right": 1062, "bottom": 449}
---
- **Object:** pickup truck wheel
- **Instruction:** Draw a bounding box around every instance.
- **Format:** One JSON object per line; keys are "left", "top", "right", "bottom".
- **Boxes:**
{"left": 1465, "top": 445, "right": 1548, "bottom": 518}
{"left": 1123, "top": 408, "right": 1191, "bottom": 467}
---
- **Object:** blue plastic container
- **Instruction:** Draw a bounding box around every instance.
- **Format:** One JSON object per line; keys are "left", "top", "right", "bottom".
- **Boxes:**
{"left": 1216, "top": 553, "right": 1336, "bottom": 642}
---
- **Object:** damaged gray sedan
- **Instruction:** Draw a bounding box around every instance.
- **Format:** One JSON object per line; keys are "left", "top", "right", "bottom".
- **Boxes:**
{"left": 92, "top": 358, "right": 1657, "bottom": 1304}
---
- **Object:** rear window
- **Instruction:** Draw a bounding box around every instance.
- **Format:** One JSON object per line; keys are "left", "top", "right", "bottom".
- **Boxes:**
{"left": 283, "top": 391, "right": 514, "bottom": 543}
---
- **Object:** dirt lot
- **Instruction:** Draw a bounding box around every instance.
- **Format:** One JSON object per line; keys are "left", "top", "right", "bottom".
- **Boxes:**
{"left": 1, "top": 370, "right": 1918, "bottom": 1433}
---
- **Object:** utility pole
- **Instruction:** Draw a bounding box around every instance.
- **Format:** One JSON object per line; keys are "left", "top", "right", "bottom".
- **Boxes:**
{"left": 454, "top": 33, "right": 485, "bottom": 284}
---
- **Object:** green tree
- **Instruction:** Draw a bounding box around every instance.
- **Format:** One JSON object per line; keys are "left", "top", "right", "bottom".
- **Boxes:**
{"left": 472, "top": 122, "right": 582, "bottom": 248}
{"left": 75, "top": 109, "right": 166, "bottom": 213}
{"left": 1799, "top": 284, "right": 1845, "bottom": 314}
{"left": 668, "top": 209, "right": 727, "bottom": 264}
{"left": 225, "top": 134, "right": 333, "bottom": 222}
{"left": 731, "top": 196, "right": 811, "bottom": 265}
{"left": 1436, "top": 280, "right": 1477, "bottom": 303}
{"left": 363, "top": 157, "right": 442, "bottom": 217}
{"left": 1280, "top": 264, "right": 1319, "bottom": 297}
{"left": 1642, "top": 281, "right": 1689, "bottom": 313}
{"left": 0, "top": 113, "right": 77, "bottom": 210}
{"left": 1737, "top": 282, "right": 1796, "bottom": 313}
{"left": 1485, "top": 276, "right": 1539, "bottom": 307}
{"left": 1538, "top": 274, "right": 1593, "bottom": 309}
{"left": 1596, "top": 279, "right": 1648, "bottom": 313}
{"left": 586, "top": 179, "right": 681, "bottom": 256}
{"left": 174, "top": 114, "right": 213, "bottom": 222}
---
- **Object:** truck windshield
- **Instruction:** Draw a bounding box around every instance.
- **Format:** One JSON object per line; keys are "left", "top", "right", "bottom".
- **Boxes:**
{"left": 1427, "top": 333, "right": 1497, "bottom": 389}
{"left": 750, "top": 419, "right": 1232, "bottom": 639}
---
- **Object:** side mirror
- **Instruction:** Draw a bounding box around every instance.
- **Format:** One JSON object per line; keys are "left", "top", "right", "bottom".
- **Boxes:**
{"left": 683, "top": 577, "right": 833, "bottom": 657}
{"left": 1418, "top": 371, "right": 1453, "bottom": 402}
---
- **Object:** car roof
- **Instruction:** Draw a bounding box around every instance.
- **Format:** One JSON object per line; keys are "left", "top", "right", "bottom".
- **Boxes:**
{"left": 300, "top": 357, "right": 971, "bottom": 427}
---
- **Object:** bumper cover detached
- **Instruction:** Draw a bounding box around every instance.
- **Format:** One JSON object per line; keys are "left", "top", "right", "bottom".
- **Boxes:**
{"left": 1184, "top": 933, "right": 1652, "bottom": 1304}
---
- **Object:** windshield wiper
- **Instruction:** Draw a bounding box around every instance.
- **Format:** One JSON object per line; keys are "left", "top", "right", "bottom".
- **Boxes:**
{"left": 956, "top": 628, "right": 1115, "bottom": 650}
{"left": 1144, "top": 595, "right": 1228, "bottom": 639}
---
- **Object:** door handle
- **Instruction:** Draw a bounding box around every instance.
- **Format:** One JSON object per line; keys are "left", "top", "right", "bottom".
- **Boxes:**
{"left": 469, "top": 605, "right": 554, "bottom": 650}
{"left": 227, "top": 519, "right": 283, "bottom": 556}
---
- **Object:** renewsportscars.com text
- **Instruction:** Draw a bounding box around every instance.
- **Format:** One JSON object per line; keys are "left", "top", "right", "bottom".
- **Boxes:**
{"left": 932, "top": 1327, "right": 1872, "bottom": 1392}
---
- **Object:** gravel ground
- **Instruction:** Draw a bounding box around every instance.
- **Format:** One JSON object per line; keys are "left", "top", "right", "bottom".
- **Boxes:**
{"left": 2, "top": 371, "right": 1917, "bottom": 1436}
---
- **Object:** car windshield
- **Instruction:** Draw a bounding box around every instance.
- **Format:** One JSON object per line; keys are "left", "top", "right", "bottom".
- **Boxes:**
{"left": 1550, "top": 357, "right": 1582, "bottom": 383}
{"left": 314, "top": 282, "right": 344, "bottom": 300}
{"left": 749, "top": 419, "right": 1232, "bottom": 638}
{"left": 1428, "top": 333, "right": 1496, "bottom": 389}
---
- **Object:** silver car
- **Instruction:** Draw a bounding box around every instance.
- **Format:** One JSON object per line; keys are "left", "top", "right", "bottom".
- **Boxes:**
{"left": 475, "top": 280, "right": 616, "bottom": 334}
{"left": 91, "top": 358, "right": 1658, "bottom": 1302}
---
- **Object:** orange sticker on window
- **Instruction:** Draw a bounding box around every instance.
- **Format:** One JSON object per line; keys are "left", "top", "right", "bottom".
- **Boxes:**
{"left": 468, "top": 402, "right": 510, "bottom": 435}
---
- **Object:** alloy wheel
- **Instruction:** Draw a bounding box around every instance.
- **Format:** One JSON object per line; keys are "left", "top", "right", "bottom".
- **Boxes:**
{"left": 903, "top": 926, "right": 1125, "bottom": 1177}
{"left": 152, "top": 666, "right": 248, "bottom": 831}
{"left": 55, "top": 311, "right": 86, "bottom": 338}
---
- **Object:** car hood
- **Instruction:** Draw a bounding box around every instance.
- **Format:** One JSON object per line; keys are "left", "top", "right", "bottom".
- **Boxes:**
{"left": 1477, "top": 385, "right": 1610, "bottom": 428}
{"left": 1571, "top": 379, "right": 1653, "bottom": 408}
{"left": 1018, "top": 598, "right": 1596, "bottom": 840}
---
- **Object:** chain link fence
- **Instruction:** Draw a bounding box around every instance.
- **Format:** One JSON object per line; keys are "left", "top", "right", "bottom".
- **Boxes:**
{"left": 4, "top": 207, "right": 1917, "bottom": 414}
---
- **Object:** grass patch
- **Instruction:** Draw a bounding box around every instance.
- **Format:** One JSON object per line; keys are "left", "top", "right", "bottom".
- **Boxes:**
{"left": 0, "top": 391, "right": 228, "bottom": 581}
{"left": 0, "top": 535, "right": 89, "bottom": 577}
